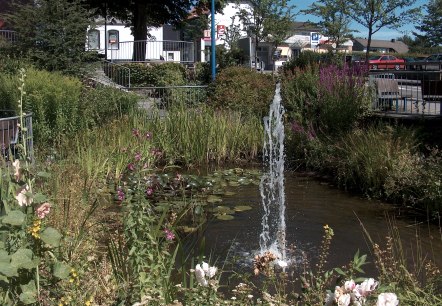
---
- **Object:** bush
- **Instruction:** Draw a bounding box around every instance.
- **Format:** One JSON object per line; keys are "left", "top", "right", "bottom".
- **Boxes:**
{"left": 282, "top": 64, "right": 371, "bottom": 137}
{"left": 207, "top": 66, "right": 275, "bottom": 117}
{"left": 0, "top": 68, "right": 138, "bottom": 144}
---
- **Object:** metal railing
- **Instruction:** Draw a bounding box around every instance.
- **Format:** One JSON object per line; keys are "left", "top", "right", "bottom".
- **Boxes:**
{"left": 369, "top": 69, "right": 442, "bottom": 116}
{"left": 101, "top": 60, "right": 131, "bottom": 88}
{"left": 130, "top": 86, "right": 208, "bottom": 110}
{"left": 0, "top": 30, "right": 17, "bottom": 43}
{"left": 105, "top": 40, "right": 195, "bottom": 63}
{"left": 0, "top": 111, "right": 33, "bottom": 161}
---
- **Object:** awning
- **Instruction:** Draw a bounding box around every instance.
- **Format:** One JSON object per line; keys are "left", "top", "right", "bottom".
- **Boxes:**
{"left": 278, "top": 47, "right": 290, "bottom": 56}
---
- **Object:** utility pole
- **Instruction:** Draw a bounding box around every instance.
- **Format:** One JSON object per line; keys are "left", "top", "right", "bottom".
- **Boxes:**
{"left": 211, "top": 0, "right": 216, "bottom": 80}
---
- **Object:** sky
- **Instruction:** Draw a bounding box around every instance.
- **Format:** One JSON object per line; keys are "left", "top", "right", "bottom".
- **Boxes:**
{"left": 290, "top": 0, "right": 429, "bottom": 40}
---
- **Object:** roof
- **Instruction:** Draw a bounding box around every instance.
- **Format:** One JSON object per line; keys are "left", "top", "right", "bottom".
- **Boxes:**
{"left": 353, "top": 38, "right": 409, "bottom": 53}
{"left": 290, "top": 21, "right": 321, "bottom": 33}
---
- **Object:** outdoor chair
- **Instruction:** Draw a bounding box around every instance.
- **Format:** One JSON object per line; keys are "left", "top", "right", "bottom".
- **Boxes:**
{"left": 374, "top": 78, "right": 411, "bottom": 111}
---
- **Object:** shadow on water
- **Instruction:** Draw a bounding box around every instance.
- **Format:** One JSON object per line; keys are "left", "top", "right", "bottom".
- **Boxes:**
{"left": 202, "top": 171, "right": 442, "bottom": 289}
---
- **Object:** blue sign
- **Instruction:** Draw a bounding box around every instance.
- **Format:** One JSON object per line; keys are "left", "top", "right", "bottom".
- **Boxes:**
{"left": 311, "top": 32, "right": 319, "bottom": 42}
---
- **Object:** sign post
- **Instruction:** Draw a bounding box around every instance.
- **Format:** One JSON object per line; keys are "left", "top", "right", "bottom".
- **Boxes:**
{"left": 211, "top": 0, "right": 216, "bottom": 80}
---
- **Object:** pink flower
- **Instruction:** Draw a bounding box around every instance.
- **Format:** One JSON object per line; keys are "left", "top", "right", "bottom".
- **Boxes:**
{"left": 164, "top": 228, "right": 175, "bottom": 241}
{"left": 15, "top": 184, "right": 33, "bottom": 207}
{"left": 132, "top": 128, "right": 140, "bottom": 137}
{"left": 12, "top": 159, "right": 21, "bottom": 181}
{"left": 344, "top": 280, "right": 356, "bottom": 291}
{"left": 36, "top": 202, "right": 51, "bottom": 219}
{"left": 127, "top": 163, "right": 135, "bottom": 171}
{"left": 145, "top": 132, "right": 152, "bottom": 139}
{"left": 146, "top": 187, "right": 154, "bottom": 196}
{"left": 117, "top": 188, "right": 125, "bottom": 201}
{"left": 135, "top": 152, "right": 141, "bottom": 161}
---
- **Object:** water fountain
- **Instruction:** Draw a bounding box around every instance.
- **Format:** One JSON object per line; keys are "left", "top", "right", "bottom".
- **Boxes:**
{"left": 259, "top": 82, "right": 287, "bottom": 266}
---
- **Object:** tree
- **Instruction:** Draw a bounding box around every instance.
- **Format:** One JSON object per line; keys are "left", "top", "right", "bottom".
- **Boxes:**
{"left": 347, "top": 0, "right": 420, "bottom": 60}
{"left": 237, "top": 0, "right": 295, "bottom": 70}
{"left": 3, "top": 0, "right": 92, "bottom": 74}
{"left": 414, "top": 0, "right": 442, "bottom": 47}
{"left": 302, "top": 0, "right": 353, "bottom": 47}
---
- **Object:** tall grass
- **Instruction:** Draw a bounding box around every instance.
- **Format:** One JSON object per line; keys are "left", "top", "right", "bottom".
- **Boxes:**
{"left": 131, "top": 106, "right": 263, "bottom": 166}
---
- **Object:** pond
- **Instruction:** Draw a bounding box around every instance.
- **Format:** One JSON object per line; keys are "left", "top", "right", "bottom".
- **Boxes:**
{"left": 202, "top": 171, "right": 442, "bottom": 280}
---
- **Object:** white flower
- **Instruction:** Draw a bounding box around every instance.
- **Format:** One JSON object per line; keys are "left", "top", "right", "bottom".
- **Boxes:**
{"left": 12, "top": 159, "right": 21, "bottom": 181}
{"left": 195, "top": 264, "right": 208, "bottom": 286}
{"left": 355, "top": 278, "right": 378, "bottom": 297}
{"left": 277, "top": 260, "right": 288, "bottom": 268}
{"left": 344, "top": 280, "right": 356, "bottom": 291}
{"left": 337, "top": 293, "right": 351, "bottom": 306}
{"left": 194, "top": 261, "right": 217, "bottom": 287}
{"left": 15, "top": 184, "right": 33, "bottom": 207}
{"left": 376, "top": 293, "right": 399, "bottom": 306}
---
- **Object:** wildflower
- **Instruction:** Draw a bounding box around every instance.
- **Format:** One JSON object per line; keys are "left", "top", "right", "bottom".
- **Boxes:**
{"left": 117, "top": 188, "right": 125, "bottom": 201}
{"left": 15, "top": 184, "right": 33, "bottom": 207}
{"left": 194, "top": 261, "right": 217, "bottom": 287}
{"left": 354, "top": 278, "right": 378, "bottom": 298}
{"left": 85, "top": 296, "right": 94, "bottom": 306}
{"left": 127, "top": 163, "right": 135, "bottom": 171}
{"left": 337, "top": 293, "right": 351, "bottom": 306}
{"left": 36, "top": 202, "right": 51, "bottom": 219}
{"left": 12, "top": 159, "right": 21, "bottom": 181}
{"left": 376, "top": 293, "right": 399, "bottom": 306}
{"left": 145, "top": 131, "right": 152, "bottom": 139}
{"left": 28, "top": 219, "right": 41, "bottom": 238}
{"left": 164, "top": 228, "right": 175, "bottom": 241}
{"left": 132, "top": 128, "right": 140, "bottom": 137}
{"left": 344, "top": 279, "right": 356, "bottom": 291}
{"left": 135, "top": 152, "right": 142, "bottom": 161}
{"left": 146, "top": 187, "right": 154, "bottom": 196}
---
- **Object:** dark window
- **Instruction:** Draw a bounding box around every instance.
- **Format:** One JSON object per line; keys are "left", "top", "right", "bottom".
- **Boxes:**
{"left": 108, "top": 30, "right": 119, "bottom": 50}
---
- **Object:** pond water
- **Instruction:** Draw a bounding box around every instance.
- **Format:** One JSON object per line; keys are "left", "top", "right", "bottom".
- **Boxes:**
{"left": 202, "top": 172, "right": 442, "bottom": 280}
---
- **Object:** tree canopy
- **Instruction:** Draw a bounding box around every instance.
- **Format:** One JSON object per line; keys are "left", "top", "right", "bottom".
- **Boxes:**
{"left": 414, "top": 0, "right": 442, "bottom": 47}
{"left": 302, "top": 0, "right": 352, "bottom": 48}
{"left": 347, "top": 0, "right": 420, "bottom": 59}
{"left": 3, "top": 0, "right": 92, "bottom": 74}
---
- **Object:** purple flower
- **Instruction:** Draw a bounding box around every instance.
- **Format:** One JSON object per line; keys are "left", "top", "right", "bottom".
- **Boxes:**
{"left": 135, "top": 152, "right": 141, "bottom": 161}
{"left": 117, "top": 188, "right": 125, "bottom": 201}
{"left": 164, "top": 228, "right": 175, "bottom": 241}
{"left": 127, "top": 163, "right": 135, "bottom": 171}
{"left": 146, "top": 187, "right": 154, "bottom": 196}
{"left": 132, "top": 128, "right": 140, "bottom": 137}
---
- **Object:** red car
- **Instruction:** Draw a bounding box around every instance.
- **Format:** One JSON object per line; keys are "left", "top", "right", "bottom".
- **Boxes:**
{"left": 369, "top": 55, "right": 405, "bottom": 70}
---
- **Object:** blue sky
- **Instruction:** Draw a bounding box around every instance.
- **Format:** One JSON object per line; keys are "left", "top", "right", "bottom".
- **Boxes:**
{"left": 290, "top": 0, "right": 428, "bottom": 40}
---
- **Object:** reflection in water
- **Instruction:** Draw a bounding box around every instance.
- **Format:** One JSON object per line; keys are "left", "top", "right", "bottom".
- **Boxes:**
{"left": 204, "top": 173, "right": 442, "bottom": 278}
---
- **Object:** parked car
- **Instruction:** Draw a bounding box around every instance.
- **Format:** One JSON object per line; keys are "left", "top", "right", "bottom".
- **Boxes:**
{"left": 414, "top": 54, "right": 442, "bottom": 71}
{"left": 368, "top": 55, "right": 405, "bottom": 70}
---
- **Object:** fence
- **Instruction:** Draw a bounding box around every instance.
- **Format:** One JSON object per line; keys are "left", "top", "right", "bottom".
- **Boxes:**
{"left": 130, "top": 86, "right": 208, "bottom": 110}
{"left": 369, "top": 69, "right": 442, "bottom": 116}
{"left": 106, "top": 40, "right": 195, "bottom": 63}
{"left": 101, "top": 60, "right": 131, "bottom": 88}
{"left": 0, "top": 111, "right": 33, "bottom": 161}
{"left": 0, "top": 30, "right": 17, "bottom": 43}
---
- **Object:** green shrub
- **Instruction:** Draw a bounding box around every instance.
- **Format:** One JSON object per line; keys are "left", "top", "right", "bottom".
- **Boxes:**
{"left": 80, "top": 86, "right": 138, "bottom": 128}
{"left": 207, "top": 66, "right": 275, "bottom": 117}
{"left": 0, "top": 68, "right": 138, "bottom": 144}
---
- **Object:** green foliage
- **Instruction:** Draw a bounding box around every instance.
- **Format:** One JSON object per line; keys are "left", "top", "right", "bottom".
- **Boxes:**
{"left": 283, "top": 51, "right": 322, "bottom": 70}
{"left": 114, "top": 62, "right": 186, "bottom": 87}
{"left": 5, "top": 0, "right": 94, "bottom": 75}
{"left": 0, "top": 68, "right": 138, "bottom": 144}
{"left": 414, "top": 0, "right": 442, "bottom": 47}
{"left": 282, "top": 64, "right": 370, "bottom": 137}
{"left": 216, "top": 45, "right": 249, "bottom": 69}
{"left": 208, "top": 66, "right": 275, "bottom": 117}
{"left": 0, "top": 71, "right": 67, "bottom": 305}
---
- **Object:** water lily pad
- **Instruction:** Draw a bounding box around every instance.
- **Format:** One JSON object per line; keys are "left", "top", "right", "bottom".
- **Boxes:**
{"left": 228, "top": 181, "right": 240, "bottom": 187}
{"left": 216, "top": 214, "right": 234, "bottom": 221}
{"left": 224, "top": 191, "right": 237, "bottom": 196}
{"left": 206, "top": 195, "right": 222, "bottom": 203}
{"left": 234, "top": 205, "right": 252, "bottom": 212}
{"left": 214, "top": 206, "right": 235, "bottom": 214}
